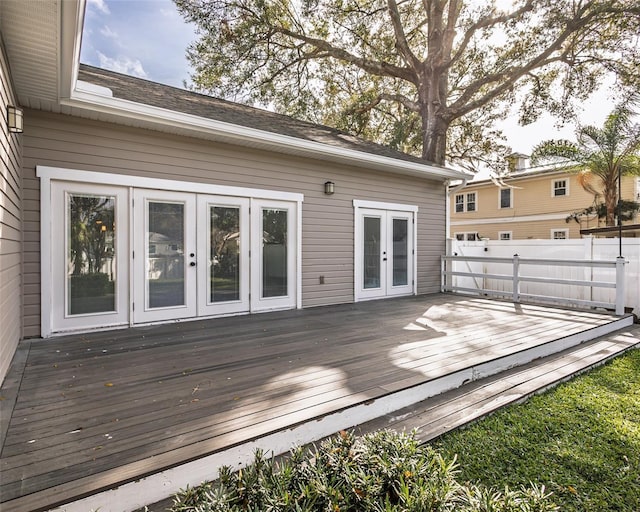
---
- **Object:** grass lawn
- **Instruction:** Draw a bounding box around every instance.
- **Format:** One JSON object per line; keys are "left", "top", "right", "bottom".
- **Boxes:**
{"left": 432, "top": 348, "right": 640, "bottom": 511}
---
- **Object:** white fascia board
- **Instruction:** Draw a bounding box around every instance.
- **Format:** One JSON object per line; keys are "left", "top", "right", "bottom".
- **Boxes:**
{"left": 59, "top": 0, "right": 85, "bottom": 100}
{"left": 353, "top": 199, "right": 418, "bottom": 212}
{"left": 63, "top": 89, "right": 466, "bottom": 182}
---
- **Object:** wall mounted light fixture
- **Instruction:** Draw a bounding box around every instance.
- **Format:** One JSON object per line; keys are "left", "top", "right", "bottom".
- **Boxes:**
{"left": 7, "top": 105, "right": 23, "bottom": 133}
{"left": 324, "top": 181, "right": 335, "bottom": 195}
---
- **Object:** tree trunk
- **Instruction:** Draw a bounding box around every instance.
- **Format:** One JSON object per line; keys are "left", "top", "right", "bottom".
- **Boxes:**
{"left": 419, "top": 0, "right": 452, "bottom": 166}
{"left": 418, "top": 65, "right": 450, "bottom": 165}
{"left": 603, "top": 171, "right": 618, "bottom": 227}
{"left": 421, "top": 110, "right": 449, "bottom": 164}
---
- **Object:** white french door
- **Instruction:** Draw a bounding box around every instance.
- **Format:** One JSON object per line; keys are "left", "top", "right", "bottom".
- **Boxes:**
{"left": 356, "top": 207, "right": 415, "bottom": 301}
{"left": 50, "top": 182, "right": 129, "bottom": 332}
{"left": 251, "top": 199, "right": 298, "bottom": 311}
{"left": 134, "top": 193, "right": 297, "bottom": 321}
{"left": 197, "top": 196, "right": 250, "bottom": 316}
{"left": 133, "top": 190, "right": 197, "bottom": 323}
{"left": 44, "top": 169, "right": 301, "bottom": 335}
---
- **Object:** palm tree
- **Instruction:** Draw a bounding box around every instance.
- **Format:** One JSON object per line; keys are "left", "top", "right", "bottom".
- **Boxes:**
{"left": 531, "top": 98, "right": 640, "bottom": 227}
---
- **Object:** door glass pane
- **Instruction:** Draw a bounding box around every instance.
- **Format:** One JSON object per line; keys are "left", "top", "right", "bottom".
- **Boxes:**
{"left": 147, "top": 202, "right": 185, "bottom": 308}
{"left": 210, "top": 206, "right": 240, "bottom": 302}
{"left": 67, "top": 194, "right": 116, "bottom": 315}
{"left": 392, "top": 218, "right": 408, "bottom": 286}
{"left": 262, "top": 208, "right": 287, "bottom": 298}
{"left": 363, "top": 216, "right": 381, "bottom": 289}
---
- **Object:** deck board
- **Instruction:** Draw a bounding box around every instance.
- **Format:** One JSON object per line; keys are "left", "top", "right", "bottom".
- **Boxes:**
{"left": 0, "top": 293, "right": 627, "bottom": 511}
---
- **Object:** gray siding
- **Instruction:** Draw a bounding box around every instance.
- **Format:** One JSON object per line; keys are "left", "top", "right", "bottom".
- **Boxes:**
{"left": 22, "top": 110, "right": 446, "bottom": 337}
{"left": 0, "top": 46, "right": 22, "bottom": 383}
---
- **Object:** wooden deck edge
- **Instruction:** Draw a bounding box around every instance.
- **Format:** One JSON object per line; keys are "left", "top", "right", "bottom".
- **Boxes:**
{"left": 358, "top": 327, "right": 640, "bottom": 443}
{"left": 469, "top": 314, "right": 634, "bottom": 382}
{"left": 0, "top": 341, "right": 32, "bottom": 448}
{"left": 5, "top": 316, "right": 632, "bottom": 512}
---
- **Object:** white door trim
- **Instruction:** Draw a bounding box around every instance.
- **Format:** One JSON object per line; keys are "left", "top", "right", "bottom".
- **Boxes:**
{"left": 37, "top": 166, "right": 304, "bottom": 203}
{"left": 353, "top": 199, "right": 418, "bottom": 213}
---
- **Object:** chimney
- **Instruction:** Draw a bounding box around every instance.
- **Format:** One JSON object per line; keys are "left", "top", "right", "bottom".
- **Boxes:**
{"left": 507, "top": 153, "right": 530, "bottom": 173}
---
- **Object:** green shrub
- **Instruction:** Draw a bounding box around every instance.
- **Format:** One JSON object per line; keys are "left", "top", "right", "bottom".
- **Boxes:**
{"left": 170, "top": 430, "right": 558, "bottom": 511}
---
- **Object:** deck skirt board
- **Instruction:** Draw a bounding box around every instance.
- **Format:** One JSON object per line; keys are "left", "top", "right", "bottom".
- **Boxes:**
{"left": 0, "top": 294, "right": 634, "bottom": 512}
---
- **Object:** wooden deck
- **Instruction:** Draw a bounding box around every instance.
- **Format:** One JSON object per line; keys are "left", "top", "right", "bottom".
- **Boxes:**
{"left": 0, "top": 294, "right": 631, "bottom": 512}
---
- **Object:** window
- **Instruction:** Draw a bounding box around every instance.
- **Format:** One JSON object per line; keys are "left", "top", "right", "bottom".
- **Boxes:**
{"left": 552, "top": 229, "right": 568, "bottom": 240}
{"left": 454, "top": 192, "right": 477, "bottom": 213}
{"left": 553, "top": 179, "right": 567, "bottom": 197}
{"left": 466, "top": 192, "right": 476, "bottom": 212}
{"left": 456, "top": 192, "right": 476, "bottom": 213}
{"left": 499, "top": 188, "right": 512, "bottom": 209}
{"left": 499, "top": 231, "right": 512, "bottom": 240}
{"left": 455, "top": 232, "right": 478, "bottom": 241}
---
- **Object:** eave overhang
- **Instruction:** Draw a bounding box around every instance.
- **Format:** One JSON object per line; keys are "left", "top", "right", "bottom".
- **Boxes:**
{"left": 62, "top": 87, "right": 464, "bottom": 181}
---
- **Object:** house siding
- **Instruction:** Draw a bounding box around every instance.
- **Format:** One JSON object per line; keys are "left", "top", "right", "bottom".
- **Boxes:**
{"left": 22, "top": 110, "right": 446, "bottom": 337}
{"left": 0, "top": 45, "right": 23, "bottom": 383}
{"left": 451, "top": 172, "right": 639, "bottom": 240}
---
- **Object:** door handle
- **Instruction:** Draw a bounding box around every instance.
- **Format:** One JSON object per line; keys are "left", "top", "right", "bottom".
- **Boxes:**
{"left": 383, "top": 258, "right": 387, "bottom": 261}
{"left": 190, "top": 261, "right": 196, "bottom": 267}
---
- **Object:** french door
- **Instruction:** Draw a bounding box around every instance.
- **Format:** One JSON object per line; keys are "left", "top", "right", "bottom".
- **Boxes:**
{"left": 42, "top": 168, "right": 303, "bottom": 336}
{"left": 356, "top": 208, "right": 414, "bottom": 300}
{"left": 197, "top": 196, "right": 250, "bottom": 316}
{"left": 251, "top": 200, "right": 297, "bottom": 311}
{"left": 133, "top": 190, "right": 197, "bottom": 323}
{"left": 51, "top": 182, "right": 130, "bottom": 332}
{"left": 133, "top": 192, "right": 294, "bottom": 322}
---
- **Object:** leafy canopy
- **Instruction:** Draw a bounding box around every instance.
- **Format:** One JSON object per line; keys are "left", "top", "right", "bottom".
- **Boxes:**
{"left": 175, "top": 0, "right": 640, "bottom": 169}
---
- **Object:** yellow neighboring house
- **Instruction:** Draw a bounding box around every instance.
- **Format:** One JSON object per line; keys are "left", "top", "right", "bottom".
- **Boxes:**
{"left": 449, "top": 155, "right": 640, "bottom": 241}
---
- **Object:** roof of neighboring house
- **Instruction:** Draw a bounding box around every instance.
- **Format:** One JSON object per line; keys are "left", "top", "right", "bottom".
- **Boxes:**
{"left": 78, "top": 65, "right": 433, "bottom": 168}
{"left": 455, "top": 163, "right": 573, "bottom": 190}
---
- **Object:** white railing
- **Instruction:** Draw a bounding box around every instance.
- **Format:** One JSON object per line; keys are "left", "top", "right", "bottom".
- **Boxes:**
{"left": 441, "top": 254, "right": 627, "bottom": 315}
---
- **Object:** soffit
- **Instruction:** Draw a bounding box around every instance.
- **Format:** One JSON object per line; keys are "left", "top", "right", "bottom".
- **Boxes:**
{"left": 0, "top": 0, "right": 60, "bottom": 108}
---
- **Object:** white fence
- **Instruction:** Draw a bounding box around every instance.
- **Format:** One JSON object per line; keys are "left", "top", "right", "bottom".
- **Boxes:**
{"left": 444, "top": 237, "right": 639, "bottom": 315}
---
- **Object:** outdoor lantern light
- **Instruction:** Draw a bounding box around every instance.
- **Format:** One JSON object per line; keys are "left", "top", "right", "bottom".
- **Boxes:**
{"left": 7, "top": 105, "right": 23, "bottom": 133}
{"left": 324, "top": 181, "right": 335, "bottom": 195}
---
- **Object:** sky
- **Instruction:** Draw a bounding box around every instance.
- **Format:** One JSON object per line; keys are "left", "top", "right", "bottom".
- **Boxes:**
{"left": 80, "top": 0, "right": 617, "bottom": 159}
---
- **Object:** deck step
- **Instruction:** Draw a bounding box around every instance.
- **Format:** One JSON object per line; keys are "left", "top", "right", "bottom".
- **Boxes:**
{"left": 357, "top": 325, "right": 640, "bottom": 442}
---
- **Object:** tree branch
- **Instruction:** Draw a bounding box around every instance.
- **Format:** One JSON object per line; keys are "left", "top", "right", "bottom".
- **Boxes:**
{"left": 386, "top": 0, "right": 421, "bottom": 69}
{"left": 447, "top": 4, "right": 606, "bottom": 121}
{"left": 448, "top": 0, "right": 535, "bottom": 69}
{"left": 276, "top": 27, "right": 418, "bottom": 83}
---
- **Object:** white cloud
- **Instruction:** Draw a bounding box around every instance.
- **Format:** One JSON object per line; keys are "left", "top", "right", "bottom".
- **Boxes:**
{"left": 100, "top": 25, "right": 118, "bottom": 39}
{"left": 97, "top": 52, "right": 148, "bottom": 78}
{"left": 87, "top": 0, "right": 110, "bottom": 15}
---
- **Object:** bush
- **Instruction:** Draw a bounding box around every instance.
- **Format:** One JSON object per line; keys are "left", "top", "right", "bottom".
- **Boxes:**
{"left": 170, "top": 430, "right": 558, "bottom": 511}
